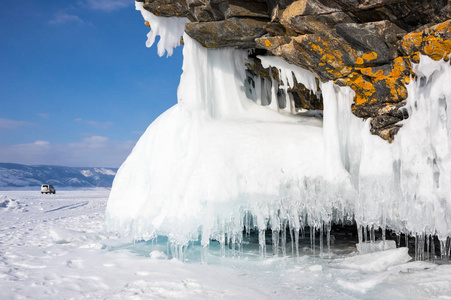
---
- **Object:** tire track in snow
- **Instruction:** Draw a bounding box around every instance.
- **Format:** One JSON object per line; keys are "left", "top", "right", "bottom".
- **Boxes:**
{"left": 45, "top": 201, "right": 88, "bottom": 213}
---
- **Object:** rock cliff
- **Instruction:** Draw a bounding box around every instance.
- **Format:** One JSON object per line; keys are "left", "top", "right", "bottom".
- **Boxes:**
{"left": 138, "top": 0, "right": 451, "bottom": 142}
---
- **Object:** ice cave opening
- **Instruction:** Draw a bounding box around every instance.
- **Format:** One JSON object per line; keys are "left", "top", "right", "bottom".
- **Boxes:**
{"left": 106, "top": 3, "right": 451, "bottom": 262}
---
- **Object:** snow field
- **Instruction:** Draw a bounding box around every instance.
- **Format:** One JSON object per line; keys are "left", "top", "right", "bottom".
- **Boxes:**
{"left": 1, "top": 190, "right": 451, "bottom": 299}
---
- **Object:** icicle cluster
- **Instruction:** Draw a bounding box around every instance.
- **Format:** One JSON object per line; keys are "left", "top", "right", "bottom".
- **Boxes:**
{"left": 135, "top": 2, "right": 189, "bottom": 57}
{"left": 106, "top": 13, "right": 451, "bottom": 262}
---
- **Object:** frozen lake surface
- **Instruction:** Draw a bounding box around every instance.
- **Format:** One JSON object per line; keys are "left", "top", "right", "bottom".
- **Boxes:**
{"left": 0, "top": 189, "right": 450, "bottom": 299}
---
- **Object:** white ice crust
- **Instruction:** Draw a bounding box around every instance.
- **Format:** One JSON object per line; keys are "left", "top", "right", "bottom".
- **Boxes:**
{"left": 106, "top": 14, "right": 451, "bottom": 247}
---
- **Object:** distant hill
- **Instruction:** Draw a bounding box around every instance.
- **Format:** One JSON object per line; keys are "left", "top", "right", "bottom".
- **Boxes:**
{"left": 0, "top": 163, "right": 118, "bottom": 188}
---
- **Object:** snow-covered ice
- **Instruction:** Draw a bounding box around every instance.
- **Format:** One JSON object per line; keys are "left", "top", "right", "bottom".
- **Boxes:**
{"left": 1, "top": 189, "right": 450, "bottom": 299}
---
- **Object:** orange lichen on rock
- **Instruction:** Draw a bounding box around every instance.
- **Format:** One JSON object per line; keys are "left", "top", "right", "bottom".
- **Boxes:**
{"left": 360, "top": 67, "right": 385, "bottom": 77}
{"left": 422, "top": 36, "right": 451, "bottom": 60}
{"left": 144, "top": 21, "right": 151, "bottom": 28}
{"left": 347, "top": 20, "right": 450, "bottom": 113}
{"left": 300, "top": 35, "right": 362, "bottom": 79}
{"left": 304, "top": 36, "right": 346, "bottom": 67}
{"left": 401, "top": 20, "right": 451, "bottom": 61}
{"left": 339, "top": 73, "right": 377, "bottom": 105}
{"left": 355, "top": 52, "right": 378, "bottom": 65}
{"left": 328, "top": 65, "right": 353, "bottom": 78}
{"left": 255, "top": 36, "right": 292, "bottom": 53}
{"left": 383, "top": 77, "right": 408, "bottom": 100}
{"left": 362, "top": 51, "right": 378, "bottom": 62}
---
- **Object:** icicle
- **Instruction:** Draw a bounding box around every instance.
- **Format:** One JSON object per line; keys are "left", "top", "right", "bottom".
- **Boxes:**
{"left": 357, "top": 224, "right": 363, "bottom": 246}
{"left": 370, "top": 225, "right": 375, "bottom": 243}
{"left": 179, "top": 244, "right": 186, "bottom": 261}
{"left": 170, "top": 242, "right": 177, "bottom": 260}
{"left": 310, "top": 226, "right": 314, "bottom": 255}
{"left": 295, "top": 227, "right": 300, "bottom": 258}
{"left": 319, "top": 221, "right": 324, "bottom": 257}
{"left": 426, "top": 234, "right": 430, "bottom": 261}
{"left": 431, "top": 235, "right": 435, "bottom": 261}
{"left": 364, "top": 225, "right": 368, "bottom": 243}
{"left": 272, "top": 229, "right": 279, "bottom": 256}
{"left": 282, "top": 220, "right": 287, "bottom": 257}
{"left": 289, "top": 226, "right": 294, "bottom": 256}
{"left": 220, "top": 232, "right": 226, "bottom": 258}
{"left": 238, "top": 233, "right": 243, "bottom": 257}
{"left": 270, "top": 212, "right": 280, "bottom": 257}
{"left": 270, "top": 77, "right": 279, "bottom": 112}
{"left": 420, "top": 233, "right": 425, "bottom": 261}
{"left": 311, "top": 226, "right": 316, "bottom": 257}
{"left": 201, "top": 244, "right": 208, "bottom": 263}
{"left": 282, "top": 91, "right": 292, "bottom": 114}
{"left": 231, "top": 235, "right": 236, "bottom": 257}
{"left": 255, "top": 76, "right": 262, "bottom": 105}
{"left": 259, "top": 229, "right": 266, "bottom": 258}
{"left": 447, "top": 237, "right": 451, "bottom": 261}
{"left": 245, "top": 212, "right": 251, "bottom": 236}
{"left": 441, "top": 238, "right": 451, "bottom": 262}
{"left": 326, "top": 221, "right": 331, "bottom": 259}
{"left": 415, "top": 235, "right": 418, "bottom": 261}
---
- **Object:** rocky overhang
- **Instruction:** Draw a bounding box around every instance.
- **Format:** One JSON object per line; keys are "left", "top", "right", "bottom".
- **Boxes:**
{"left": 138, "top": 0, "right": 451, "bottom": 142}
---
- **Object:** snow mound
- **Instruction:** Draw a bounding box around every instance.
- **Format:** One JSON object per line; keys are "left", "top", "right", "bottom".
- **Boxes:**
{"left": 0, "top": 195, "right": 26, "bottom": 212}
{"left": 49, "top": 227, "right": 100, "bottom": 244}
{"left": 356, "top": 240, "right": 397, "bottom": 254}
{"left": 149, "top": 251, "right": 168, "bottom": 260}
{"left": 331, "top": 247, "right": 411, "bottom": 273}
{"left": 0, "top": 195, "right": 10, "bottom": 208}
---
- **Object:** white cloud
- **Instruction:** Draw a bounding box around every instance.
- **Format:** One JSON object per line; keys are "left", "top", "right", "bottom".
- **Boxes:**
{"left": 49, "top": 13, "right": 84, "bottom": 25}
{"left": 0, "top": 118, "right": 33, "bottom": 130}
{"left": 84, "top": 136, "right": 109, "bottom": 143}
{"left": 38, "top": 113, "right": 50, "bottom": 119}
{"left": 33, "top": 141, "right": 50, "bottom": 146}
{"left": 0, "top": 136, "right": 136, "bottom": 167}
{"left": 75, "top": 118, "right": 114, "bottom": 129}
{"left": 48, "top": 0, "right": 130, "bottom": 27}
{"left": 80, "top": 0, "right": 131, "bottom": 12}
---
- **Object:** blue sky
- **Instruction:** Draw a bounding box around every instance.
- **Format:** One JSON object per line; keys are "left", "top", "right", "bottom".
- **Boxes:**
{"left": 0, "top": 0, "right": 183, "bottom": 167}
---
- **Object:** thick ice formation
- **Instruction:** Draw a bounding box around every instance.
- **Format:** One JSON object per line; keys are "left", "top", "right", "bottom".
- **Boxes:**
{"left": 106, "top": 13, "right": 451, "bottom": 258}
{"left": 106, "top": 34, "right": 350, "bottom": 246}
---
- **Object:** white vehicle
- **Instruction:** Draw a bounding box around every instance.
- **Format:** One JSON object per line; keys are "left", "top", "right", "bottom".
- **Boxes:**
{"left": 41, "top": 184, "right": 56, "bottom": 194}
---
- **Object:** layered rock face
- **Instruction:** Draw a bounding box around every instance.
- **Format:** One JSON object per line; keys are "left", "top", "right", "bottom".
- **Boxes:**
{"left": 139, "top": 0, "right": 451, "bottom": 141}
